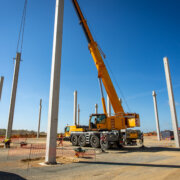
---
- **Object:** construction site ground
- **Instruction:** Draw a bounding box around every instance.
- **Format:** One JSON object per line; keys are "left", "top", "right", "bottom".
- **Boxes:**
{"left": 0, "top": 136, "right": 180, "bottom": 180}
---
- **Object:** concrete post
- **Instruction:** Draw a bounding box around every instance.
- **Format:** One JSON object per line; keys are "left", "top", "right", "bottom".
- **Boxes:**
{"left": 73, "top": 91, "right": 77, "bottom": 125}
{"left": 152, "top": 91, "right": 161, "bottom": 141}
{"left": 107, "top": 95, "right": 111, "bottom": 116}
{"left": 0, "top": 76, "right": 4, "bottom": 101}
{"left": 6, "top": 53, "right": 21, "bottom": 139}
{"left": 163, "top": 57, "right": 180, "bottom": 148}
{"left": 78, "top": 104, "right": 80, "bottom": 126}
{"left": 95, "top": 104, "right": 98, "bottom": 114}
{"left": 37, "top": 99, "right": 42, "bottom": 138}
{"left": 45, "top": 0, "right": 64, "bottom": 164}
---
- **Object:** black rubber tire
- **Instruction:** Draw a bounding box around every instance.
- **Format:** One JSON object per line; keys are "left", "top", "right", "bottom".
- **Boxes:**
{"left": 116, "top": 142, "right": 123, "bottom": 149}
{"left": 90, "top": 135, "right": 100, "bottom": 148}
{"left": 100, "top": 140, "right": 110, "bottom": 150}
{"left": 78, "top": 135, "right": 86, "bottom": 147}
{"left": 71, "top": 135, "right": 78, "bottom": 146}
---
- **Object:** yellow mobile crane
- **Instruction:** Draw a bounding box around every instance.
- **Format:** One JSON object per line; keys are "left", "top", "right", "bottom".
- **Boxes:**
{"left": 65, "top": 0, "right": 143, "bottom": 149}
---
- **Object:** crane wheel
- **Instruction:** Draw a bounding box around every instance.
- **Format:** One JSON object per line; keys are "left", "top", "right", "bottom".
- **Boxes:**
{"left": 71, "top": 135, "right": 78, "bottom": 146}
{"left": 90, "top": 135, "right": 100, "bottom": 148}
{"left": 78, "top": 135, "right": 86, "bottom": 147}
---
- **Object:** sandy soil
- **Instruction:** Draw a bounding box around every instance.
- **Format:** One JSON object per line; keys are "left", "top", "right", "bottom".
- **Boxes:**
{"left": 0, "top": 136, "right": 180, "bottom": 180}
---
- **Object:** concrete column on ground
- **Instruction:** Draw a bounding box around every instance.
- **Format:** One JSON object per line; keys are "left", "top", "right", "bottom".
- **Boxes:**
{"left": 37, "top": 99, "right": 42, "bottom": 138}
{"left": 163, "top": 57, "right": 180, "bottom": 148}
{"left": 0, "top": 76, "right": 4, "bottom": 101}
{"left": 152, "top": 91, "right": 161, "bottom": 141}
{"left": 6, "top": 53, "right": 21, "bottom": 139}
{"left": 73, "top": 91, "right": 77, "bottom": 125}
{"left": 95, "top": 104, "right": 98, "bottom": 114}
{"left": 45, "top": 0, "right": 64, "bottom": 164}
{"left": 78, "top": 104, "right": 80, "bottom": 126}
{"left": 107, "top": 95, "right": 111, "bottom": 117}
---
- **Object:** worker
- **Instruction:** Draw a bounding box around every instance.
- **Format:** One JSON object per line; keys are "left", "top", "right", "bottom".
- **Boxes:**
{"left": 58, "top": 134, "right": 63, "bottom": 146}
{"left": 100, "top": 135, "right": 106, "bottom": 152}
{"left": 4, "top": 138, "right": 11, "bottom": 148}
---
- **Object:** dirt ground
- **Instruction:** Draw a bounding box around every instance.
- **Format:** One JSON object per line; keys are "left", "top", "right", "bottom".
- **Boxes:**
{"left": 0, "top": 136, "right": 180, "bottom": 180}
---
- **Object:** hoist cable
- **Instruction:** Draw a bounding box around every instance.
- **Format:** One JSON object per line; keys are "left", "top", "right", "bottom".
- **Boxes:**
{"left": 103, "top": 57, "right": 132, "bottom": 112}
{"left": 77, "top": 1, "right": 131, "bottom": 112}
{"left": 16, "top": 0, "right": 28, "bottom": 54}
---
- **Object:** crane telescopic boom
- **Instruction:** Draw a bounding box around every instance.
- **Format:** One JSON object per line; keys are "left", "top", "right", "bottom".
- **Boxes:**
{"left": 64, "top": 1, "right": 142, "bottom": 150}
{"left": 72, "top": 0, "right": 124, "bottom": 114}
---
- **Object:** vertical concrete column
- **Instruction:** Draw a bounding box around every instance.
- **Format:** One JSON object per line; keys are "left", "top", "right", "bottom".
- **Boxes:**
{"left": 45, "top": 0, "right": 64, "bottom": 164}
{"left": 152, "top": 91, "right": 161, "bottom": 141}
{"left": 37, "top": 99, "right": 42, "bottom": 138}
{"left": 78, "top": 104, "right": 80, "bottom": 126}
{"left": 73, "top": 91, "right": 77, "bottom": 125}
{"left": 0, "top": 76, "right": 4, "bottom": 101}
{"left": 107, "top": 95, "right": 111, "bottom": 116}
{"left": 6, "top": 53, "right": 21, "bottom": 139}
{"left": 95, "top": 104, "right": 98, "bottom": 114}
{"left": 163, "top": 57, "right": 180, "bottom": 148}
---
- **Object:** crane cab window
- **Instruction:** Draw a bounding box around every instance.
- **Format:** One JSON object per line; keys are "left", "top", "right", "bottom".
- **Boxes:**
{"left": 65, "top": 126, "right": 70, "bottom": 132}
{"left": 90, "top": 116, "right": 97, "bottom": 128}
{"left": 91, "top": 115, "right": 106, "bottom": 124}
{"left": 96, "top": 115, "right": 106, "bottom": 124}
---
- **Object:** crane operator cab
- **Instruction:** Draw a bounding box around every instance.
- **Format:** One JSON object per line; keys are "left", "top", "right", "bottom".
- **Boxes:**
{"left": 64, "top": 126, "right": 70, "bottom": 138}
{"left": 89, "top": 114, "right": 107, "bottom": 130}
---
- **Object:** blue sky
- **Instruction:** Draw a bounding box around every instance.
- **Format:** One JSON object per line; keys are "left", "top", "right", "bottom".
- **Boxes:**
{"left": 0, "top": 0, "right": 180, "bottom": 133}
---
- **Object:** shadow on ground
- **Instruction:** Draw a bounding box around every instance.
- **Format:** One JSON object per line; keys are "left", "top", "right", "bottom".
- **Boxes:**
{"left": 109, "top": 146, "right": 180, "bottom": 153}
{"left": 0, "top": 171, "right": 26, "bottom": 180}
{"left": 79, "top": 161, "right": 180, "bottom": 169}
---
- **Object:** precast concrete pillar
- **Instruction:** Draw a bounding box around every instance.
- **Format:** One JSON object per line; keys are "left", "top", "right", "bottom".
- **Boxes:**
{"left": 73, "top": 91, "right": 77, "bottom": 125}
{"left": 95, "top": 104, "right": 98, "bottom": 114}
{"left": 163, "top": 57, "right": 180, "bottom": 148}
{"left": 78, "top": 104, "right": 80, "bottom": 126}
{"left": 37, "top": 99, "right": 42, "bottom": 138}
{"left": 6, "top": 52, "right": 21, "bottom": 139}
{"left": 107, "top": 95, "right": 111, "bottom": 116}
{"left": 0, "top": 76, "right": 4, "bottom": 101}
{"left": 152, "top": 91, "right": 161, "bottom": 141}
{"left": 45, "top": 0, "right": 64, "bottom": 164}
